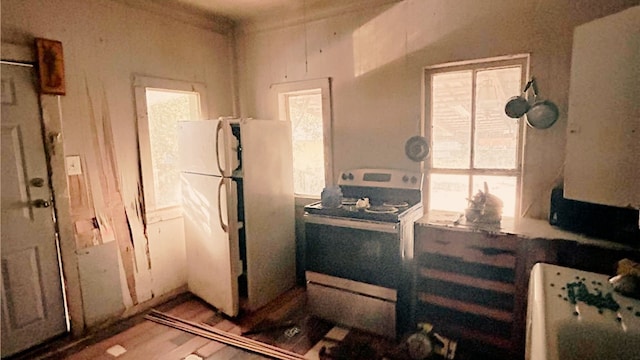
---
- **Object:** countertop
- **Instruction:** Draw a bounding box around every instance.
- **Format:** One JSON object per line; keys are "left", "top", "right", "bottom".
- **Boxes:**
{"left": 525, "top": 263, "right": 640, "bottom": 360}
{"left": 417, "top": 211, "right": 639, "bottom": 251}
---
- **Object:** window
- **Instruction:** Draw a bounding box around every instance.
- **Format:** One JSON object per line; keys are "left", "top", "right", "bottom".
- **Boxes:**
{"left": 134, "top": 76, "right": 207, "bottom": 221}
{"left": 285, "top": 90, "right": 324, "bottom": 196}
{"left": 424, "top": 57, "right": 527, "bottom": 217}
{"left": 274, "top": 78, "right": 333, "bottom": 198}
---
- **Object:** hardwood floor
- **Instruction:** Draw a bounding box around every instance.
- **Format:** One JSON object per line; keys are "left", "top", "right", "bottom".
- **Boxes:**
{"left": 9, "top": 286, "right": 495, "bottom": 360}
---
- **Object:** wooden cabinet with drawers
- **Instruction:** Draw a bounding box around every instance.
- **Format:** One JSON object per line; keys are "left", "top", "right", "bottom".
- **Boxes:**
{"left": 412, "top": 214, "right": 639, "bottom": 359}
{"left": 413, "top": 225, "right": 526, "bottom": 359}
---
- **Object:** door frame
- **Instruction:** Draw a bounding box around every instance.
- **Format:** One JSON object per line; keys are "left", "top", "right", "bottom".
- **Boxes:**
{"left": 2, "top": 43, "right": 85, "bottom": 336}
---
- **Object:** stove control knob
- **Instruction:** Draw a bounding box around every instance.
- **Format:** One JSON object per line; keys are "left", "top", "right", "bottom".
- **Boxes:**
{"left": 342, "top": 172, "right": 354, "bottom": 181}
{"left": 411, "top": 176, "right": 418, "bottom": 184}
{"left": 402, "top": 175, "right": 409, "bottom": 182}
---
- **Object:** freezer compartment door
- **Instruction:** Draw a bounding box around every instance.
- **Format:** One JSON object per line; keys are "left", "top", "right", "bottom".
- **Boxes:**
{"left": 182, "top": 172, "right": 241, "bottom": 316}
{"left": 178, "top": 119, "right": 239, "bottom": 177}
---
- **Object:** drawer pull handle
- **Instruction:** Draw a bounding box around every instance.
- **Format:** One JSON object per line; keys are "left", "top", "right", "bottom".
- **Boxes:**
{"left": 434, "top": 240, "right": 450, "bottom": 245}
{"left": 468, "top": 246, "right": 514, "bottom": 256}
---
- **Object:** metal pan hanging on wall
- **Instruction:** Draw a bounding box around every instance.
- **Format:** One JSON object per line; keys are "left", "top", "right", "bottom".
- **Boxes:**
{"left": 504, "top": 79, "right": 533, "bottom": 119}
{"left": 405, "top": 136, "right": 430, "bottom": 162}
{"left": 525, "top": 79, "right": 559, "bottom": 129}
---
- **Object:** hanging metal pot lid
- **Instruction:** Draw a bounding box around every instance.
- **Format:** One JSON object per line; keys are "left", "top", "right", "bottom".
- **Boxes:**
{"left": 405, "top": 135, "right": 430, "bottom": 162}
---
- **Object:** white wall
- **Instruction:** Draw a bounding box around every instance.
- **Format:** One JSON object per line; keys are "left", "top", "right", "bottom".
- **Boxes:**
{"left": 235, "top": 0, "right": 638, "bottom": 219}
{"left": 2, "top": 0, "right": 235, "bottom": 329}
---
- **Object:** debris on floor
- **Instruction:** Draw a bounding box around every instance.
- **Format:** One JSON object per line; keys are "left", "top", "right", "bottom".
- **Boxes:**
{"left": 183, "top": 354, "right": 203, "bottom": 360}
{"left": 105, "top": 344, "right": 127, "bottom": 357}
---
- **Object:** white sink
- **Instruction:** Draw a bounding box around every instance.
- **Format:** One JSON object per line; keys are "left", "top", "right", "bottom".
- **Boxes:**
{"left": 556, "top": 320, "right": 640, "bottom": 359}
{"left": 526, "top": 263, "right": 640, "bottom": 360}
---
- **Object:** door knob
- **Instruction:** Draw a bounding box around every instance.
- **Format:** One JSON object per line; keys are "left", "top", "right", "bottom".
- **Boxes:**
{"left": 31, "top": 199, "right": 51, "bottom": 208}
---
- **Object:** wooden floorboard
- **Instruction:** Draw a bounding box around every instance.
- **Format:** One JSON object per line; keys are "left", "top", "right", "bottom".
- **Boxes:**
{"left": 194, "top": 340, "right": 226, "bottom": 358}
{"left": 156, "top": 336, "right": 210, "bottom": 360}
{"left": 117, "top": 327, "right": 184, "bottom": 359}
{"left": 15, "top": 286, "right": 498, "bottom": 360}
{"left": 51, "top": 288, "right": 311, "bottom": 359}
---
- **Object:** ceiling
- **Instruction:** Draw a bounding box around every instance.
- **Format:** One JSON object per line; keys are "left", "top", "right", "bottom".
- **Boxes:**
{"left": 166, "top": 0, "right": 400, "bottom": 23}
{"left": 170, "top": 0, "right": 302, "bottom": 21}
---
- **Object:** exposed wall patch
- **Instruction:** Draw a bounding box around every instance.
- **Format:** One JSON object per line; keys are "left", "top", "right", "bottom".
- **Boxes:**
{"left": 68, "top": 172, "right": 102, "bottom": 249}
{"left": 82, "top": 78, "right": 138, "bottom": 304}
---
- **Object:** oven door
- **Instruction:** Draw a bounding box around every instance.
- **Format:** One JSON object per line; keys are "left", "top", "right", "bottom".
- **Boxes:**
{"left": 304, "top": 214, "right": 401, "bottom": 289}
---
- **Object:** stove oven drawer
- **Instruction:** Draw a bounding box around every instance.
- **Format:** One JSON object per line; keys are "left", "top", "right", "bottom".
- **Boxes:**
{"left": 306, "top": 271, "right": 396, "bottom": 338}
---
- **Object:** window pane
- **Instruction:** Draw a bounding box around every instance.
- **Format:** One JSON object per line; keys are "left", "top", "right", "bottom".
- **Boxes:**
{"left": 474, "top": 67, "right": 521, "bottom": 169}
{"left": 471, "top": 175, "right": 517, "bottom": 217}
{"left": 288, "top": 92, "right": 325, "bottom": 196}
{"left": 431, "top": 71, "right": 472, "bottom": 169}
{"left": 429, "top": 174, "right": 469, "bottom": 212}
{"left": 146, "top": 89, "right": 200, "bottom": 208}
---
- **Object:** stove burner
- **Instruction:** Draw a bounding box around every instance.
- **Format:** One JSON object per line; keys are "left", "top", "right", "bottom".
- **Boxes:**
{"left": 341, "top": 205, "right": 359, "bottom": 212}
{"left": 383, "top": 201, "right": 409, "bottom": 208}
{"left": 342, "top": 198, "right": 358, "bottom": 205}
{"left": 365, "top": 205, "right": 399, "bottom": 214}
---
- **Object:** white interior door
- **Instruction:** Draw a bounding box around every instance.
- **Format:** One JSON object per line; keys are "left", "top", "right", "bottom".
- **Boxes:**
{"left": 1, "top": 63, "right": 66, "bottom": 357}
{"left": 181, "top": 172, "right": 240, "bottom": 316}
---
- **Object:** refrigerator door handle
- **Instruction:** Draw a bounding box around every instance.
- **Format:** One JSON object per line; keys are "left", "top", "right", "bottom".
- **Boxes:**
{"left": 217, "top": 177, "right": 228, "bottom": 233}
{"left": 215, "top": 121, "right": 225, "bottom": 175}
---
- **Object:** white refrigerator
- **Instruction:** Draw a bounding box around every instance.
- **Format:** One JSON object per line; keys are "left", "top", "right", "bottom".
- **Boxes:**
{"left": 178, "top": 118, "right": 295, "bottom": 317}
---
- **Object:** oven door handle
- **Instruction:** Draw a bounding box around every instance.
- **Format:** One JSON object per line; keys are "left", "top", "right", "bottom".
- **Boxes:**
{"left": 304, "top": 215, "right": 398, "bottom": 233}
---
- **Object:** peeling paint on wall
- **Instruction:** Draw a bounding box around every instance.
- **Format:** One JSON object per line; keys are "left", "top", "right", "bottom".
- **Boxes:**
{"left": 80, "top": 79, "right": 139, "bottom": 305}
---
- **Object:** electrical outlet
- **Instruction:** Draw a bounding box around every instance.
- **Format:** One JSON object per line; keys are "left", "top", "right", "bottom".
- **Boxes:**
{"left": 66, "top": 155, "right": 82, "bottom": 175}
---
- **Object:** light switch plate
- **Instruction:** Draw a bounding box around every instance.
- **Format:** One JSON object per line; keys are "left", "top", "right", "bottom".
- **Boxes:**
{"left": 66, "top": 155, "right": 82, "bottom": 175}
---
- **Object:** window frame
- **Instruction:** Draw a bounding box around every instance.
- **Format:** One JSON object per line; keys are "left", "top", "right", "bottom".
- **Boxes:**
{"left": 271, "top": 78, "right": 334, "bottom": 200}
{"left": 133, "top": 75, "right": 208, "bottom": 223}
{"left": 422, "top": 55, "right": 529, "bottom": 218}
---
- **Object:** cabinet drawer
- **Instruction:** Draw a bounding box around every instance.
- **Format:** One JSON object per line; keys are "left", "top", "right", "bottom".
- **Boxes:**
{"left": 416, "top": 227, "right": 517, "bottom": 268}
{"left": 416, "top": 294, "right": 513, "bottom": 336}
{"left": 419, "top": 268, "right": 515, "bottom": 294}
{"left": 417, "top": 269, "right": 515, "bottom": 310}
{"left": 418, "top": 240, "right": 516, "bottom": 268}
{"left": 417, "top": 252, "right": 515, "bottom": 283}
